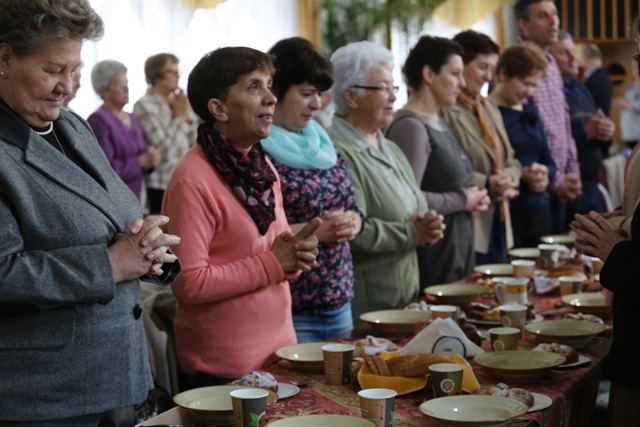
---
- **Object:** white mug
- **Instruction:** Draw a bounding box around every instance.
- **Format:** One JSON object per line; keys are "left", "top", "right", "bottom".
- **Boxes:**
{"left": 495, "top": 277, "right": 529, "bottom": 305}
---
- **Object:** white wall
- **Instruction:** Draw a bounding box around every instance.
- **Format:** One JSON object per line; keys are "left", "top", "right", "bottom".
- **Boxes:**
{"left": 72, "top": 0, "right": 299, "bottom": 118}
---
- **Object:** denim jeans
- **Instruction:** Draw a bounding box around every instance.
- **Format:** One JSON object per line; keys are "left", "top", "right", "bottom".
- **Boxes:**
{"left": 292, "top": 302, "right": 353, "bottom": 343}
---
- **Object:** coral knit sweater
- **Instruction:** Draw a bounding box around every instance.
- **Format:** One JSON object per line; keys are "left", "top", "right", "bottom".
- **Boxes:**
{"left": 163, "top": 144, "right": 297, "bottom": 379}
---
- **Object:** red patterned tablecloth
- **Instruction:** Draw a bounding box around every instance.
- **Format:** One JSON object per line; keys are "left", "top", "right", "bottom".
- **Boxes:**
{"left": 138, "top": 288, "right": 610, "bottom": 427}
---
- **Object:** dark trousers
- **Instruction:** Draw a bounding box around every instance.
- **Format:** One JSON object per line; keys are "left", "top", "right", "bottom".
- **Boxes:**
{"left": 0, "top": 405, "right": 134, "bottom": 427}
{"left": 550, "top": 197, "right": 568, "bottom": 234}
{"left": 184, "top": 372, "right": 236, "bottom": 389}
{"left": 511, "top": 209, "right": 553, "bottom": 248}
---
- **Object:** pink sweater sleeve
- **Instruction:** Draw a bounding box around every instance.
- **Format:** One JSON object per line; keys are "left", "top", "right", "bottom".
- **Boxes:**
{"left": 163, "top": 152, "right": 287, "bottom": 305}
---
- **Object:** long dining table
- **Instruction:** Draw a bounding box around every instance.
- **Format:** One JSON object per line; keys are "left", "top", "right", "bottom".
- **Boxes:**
{"left": 137, "top": 283, "right": 612, "bottom": 427}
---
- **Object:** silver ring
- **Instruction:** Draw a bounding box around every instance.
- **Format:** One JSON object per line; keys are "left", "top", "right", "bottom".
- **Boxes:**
{"left": 152, "top": 258, "right": 160, "bottom": 264}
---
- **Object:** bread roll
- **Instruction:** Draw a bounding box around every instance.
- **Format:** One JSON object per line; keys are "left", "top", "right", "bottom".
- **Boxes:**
{"left": 532, "top": 343, "right": 578, "bottom": 364}
{"left": 387, "top": 353, "right": 450, "bottom": 377}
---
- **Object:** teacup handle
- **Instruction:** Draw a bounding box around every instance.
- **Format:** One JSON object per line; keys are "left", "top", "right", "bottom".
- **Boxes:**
{"left": 495, "top": 283, "right": 505, "bottom": 304}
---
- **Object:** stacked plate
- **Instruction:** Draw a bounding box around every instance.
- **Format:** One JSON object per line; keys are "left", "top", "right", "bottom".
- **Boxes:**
{"left": 359, "top": 309, "right": 431, "bottom": 335}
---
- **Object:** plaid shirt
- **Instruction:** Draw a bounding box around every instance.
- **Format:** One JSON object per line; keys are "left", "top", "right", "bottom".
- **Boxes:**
{"left": 530, "top": 54, "right": 580, "bottom": 188}
{"left": 133, "top": 90, "right": 198, "bottom": 190}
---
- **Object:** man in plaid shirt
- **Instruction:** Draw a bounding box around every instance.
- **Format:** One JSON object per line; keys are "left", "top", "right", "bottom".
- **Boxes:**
{"left": 514, "top": 0, "right": 582, "bottom": 233}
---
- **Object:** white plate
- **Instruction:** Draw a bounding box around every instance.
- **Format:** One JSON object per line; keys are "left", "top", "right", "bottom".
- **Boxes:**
{"left": 277, "top": 383, "right": 300, "bottom": 399}
{"left": 528, "top": 393, "right": 553, "bottom": 412}
{"left": 419, "top": 395, "right": 528, "bottom": 426}
{"left": 466, "top": 314, "right": 543, "bottom": 327}
{"left": 556, "top": 354, "right": 591, "bottom": 369}
{"left": 474, "top": 263, "right": 514, "bottom": 276}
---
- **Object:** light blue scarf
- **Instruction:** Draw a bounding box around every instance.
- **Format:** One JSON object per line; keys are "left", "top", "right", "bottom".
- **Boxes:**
{"left": 261, "top": 119, "right": 337, "bottom": 170}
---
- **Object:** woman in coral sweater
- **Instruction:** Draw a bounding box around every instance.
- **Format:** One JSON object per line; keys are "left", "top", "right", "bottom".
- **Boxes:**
{"left": 163, "top": 47, "right": 320, "bottom": 387}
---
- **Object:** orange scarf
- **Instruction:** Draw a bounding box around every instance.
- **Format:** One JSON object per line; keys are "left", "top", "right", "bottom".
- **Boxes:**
{"left": 458, "top": 90, "right": 506, "bottom": 220}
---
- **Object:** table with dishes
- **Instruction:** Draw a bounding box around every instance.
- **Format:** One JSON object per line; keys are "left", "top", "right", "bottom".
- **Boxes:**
{"left": 138, "top": 236, "right": 612, "bottom": 427}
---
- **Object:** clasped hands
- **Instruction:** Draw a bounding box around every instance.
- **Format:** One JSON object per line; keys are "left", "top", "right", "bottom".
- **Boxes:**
{"left": 272, "top": 218, "right": 322, "bottom": 274}
{"left": 583, "top": 109, "right": 615, "bottom": 141}
{"left": 108, "top": 215, "right": 181, "bottom": 283}
{"left": 570, "top": 211, "right": 628, "bottom": 262}
{"left": 317, "top": 208, "right": 362, "bottom": 243}
{"left": 489, "top": 169, "right": 518, "bottom": 201}
{"left": 522, "top": 162, "right": 549, "bottom": 193}
{"left": 411, "top": 210, "right": 445, "bottom": 246}
{"left": 464, "top": 185, "right": 491, "bottom": 213}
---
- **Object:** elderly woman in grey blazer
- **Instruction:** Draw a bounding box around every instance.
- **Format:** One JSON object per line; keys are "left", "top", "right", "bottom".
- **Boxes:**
{"left": 0, "top": 1, "right": 181, "bottom": 425}
{"left": 328, "top": 41, "right": 445, "bottom": 324}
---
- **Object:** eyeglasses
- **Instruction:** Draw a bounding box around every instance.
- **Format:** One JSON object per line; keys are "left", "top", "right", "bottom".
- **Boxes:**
{"left": 350, "top": 84, "right": 399, "bottom": 94}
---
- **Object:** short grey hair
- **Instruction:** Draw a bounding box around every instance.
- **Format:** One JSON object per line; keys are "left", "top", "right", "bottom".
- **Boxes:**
{"left": 91, "top": 60, "right": 127, "bottom": 94}
{"left": 557, "top": 30, "right": 573, "bottom": 42}
{"left": 0, "top": 0, "right": 103, "bottom": 57}
{"left": 582, "top": 43, "right": 602, "bottom": 60}
{"left": 330, "top": 41, "right": 394, "bottom": 116}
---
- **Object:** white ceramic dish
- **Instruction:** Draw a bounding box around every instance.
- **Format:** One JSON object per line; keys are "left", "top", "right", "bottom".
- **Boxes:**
{"left": 474, "top": 350, "right": 566, "bottom": 382}
{"left": 556, "top": 354, "right": 592, "bottom": 369}
{"left": 360, "top": 309, "right": 431, "bottom": 335}
{"left": 508, "top": 248, "right": 541, "bottom": 260}
{"left": 419, "top": 395, "right": 528, "bottom": 427}
{"left": 276, "top": 383, "right": 299, "bottom": 399}
{"left": 267, "top": 414, "right": 375, "bottom": 426}
{"left": 524, "top": 319, "right": 606, "bottom": 348}
{"left": 540, "top": 234, "right": 575, "bottom": 246}
{"left": 561, "top": 292, "right": 611, "bottom": 319}
{"left": 425, "top": 284, "right": 493, "bottom": 306}
{"left": 173, "top": 385, "right": 277, "bottom": 423}
{"left": 474, "top": 263, "right": 514, "bottom": 277}
{"left": 528, "top": 393, "right": 553, "bottom": 412}
{"left": 275, "top": 342, "right": 331, "bottom": 373}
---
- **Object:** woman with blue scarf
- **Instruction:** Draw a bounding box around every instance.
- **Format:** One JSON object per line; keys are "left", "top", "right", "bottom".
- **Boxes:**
{"left": 262, "top": 37, "right": 363, "bottom": 342}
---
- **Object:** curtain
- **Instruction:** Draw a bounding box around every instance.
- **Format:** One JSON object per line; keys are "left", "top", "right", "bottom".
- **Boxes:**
{"left": 297, "top": 0, "right": 322, "bottom": 49}
{"left": 434, "top": 0, "right": 512, "bottom": 29}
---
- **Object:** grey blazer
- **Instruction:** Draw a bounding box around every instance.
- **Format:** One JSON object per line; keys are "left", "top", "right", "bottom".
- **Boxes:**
{"left": 0, "top": 103, "right": 179, "bottom": 421}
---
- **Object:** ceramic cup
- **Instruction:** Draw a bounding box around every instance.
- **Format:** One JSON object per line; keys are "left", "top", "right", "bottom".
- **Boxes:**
{"left": 230, "top": 388, "right": 269, "bottom": 427}
{"left": 559, "top": 275, "right": 584, "bottom": 296}
{"left": 322, "top": 343, "right": 354, "bottom": 385}
{"left": 430, "top": 305, "right": 459, "bottom": 320}
{"left": 499, "top": 304, "right": 528, "bottom": 330}
{"left": 511, "top": 259, "right": 536, "bottom": 278}
{"left": 495, "top": 278, "right": 530, "bottom": 305}
{"left": 429, "top": 363, "right": 464, "bottom": 397}
{"left": 488, "top": 326, "right": 521, "bottom": 351}
{"left": 358, "top": 388, "right": 396, "bottom": 427}
{"left": 537, "top": 243, "right": 566, "bottom": 270}
{"left": 589, "top": 257, "right": 604, "bottom": 275}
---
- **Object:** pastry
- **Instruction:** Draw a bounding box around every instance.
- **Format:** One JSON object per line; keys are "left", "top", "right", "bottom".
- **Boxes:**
{"left": 477, "top": 383, "right": 534, "bottom": 407}
{"left": 233, "top": 371, "right": 279, "bottom": 392}
{"left": 457, "top": 318, "right": 483, "bottom": 346}
{"left": 563, "top": 312, "right": 604, "bottom": 325}
{"left": 532, "top": 342, "right": 578, "bottom": 364}
{"left": 354, "top": 335, "right": 399, "bottom": 356}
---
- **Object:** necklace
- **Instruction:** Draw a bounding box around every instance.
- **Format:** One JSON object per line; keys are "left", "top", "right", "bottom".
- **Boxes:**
{"left": 34, "top": 122, "right": 54, "bottom": 136}
{"left": 52, "top": 129, "right": 66, "bottom": 157}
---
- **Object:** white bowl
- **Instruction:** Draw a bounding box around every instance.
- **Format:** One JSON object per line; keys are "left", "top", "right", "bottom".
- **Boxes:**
{"left": 173, "top": 385, "right": 277, "bottom": 423}
{"left": 508, "top": 247, "right": 541, "bottom": 260}
{"left": 360, "top": 309, "right": 431, "bottom": 335}
{"left": 267, "top": 415, "right": 375, "bottom": 426}
{"left": 540, "top": 234, "right": 575, "bottom": 247}
{"left": 275, "top": 342, "right": 330, "bottom": 373}
{"left": 425, "top": 284, "right": 493, "bottom": 306}
{"left": 419, "top": 395, "right": 528, "bottom": 427}
{"left": 474, "top": 350, "right": 566, "bottom": 382}
{"left": 561, "top": 292, "right": 611, "bottom": 319}
{"left": 524, "top": 319, "right": 606, "bottom": 348}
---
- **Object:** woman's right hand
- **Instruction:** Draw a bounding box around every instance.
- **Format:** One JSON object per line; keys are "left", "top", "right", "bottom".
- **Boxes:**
{"left": 464, "top": 186, "right": 491, "bottom": 213}
{"left": 108, "top": 215, "right": 181, "bottom": 283}
{"left": 170, "top": 89, "right": 191, "bottom": 121}
{"left": 522, "top": 162, "right": 549, "bottom": 192}
{"left": 272, "top": 218, "right": 322, "bottom": 273}
{"left": 411, "top": 210, "right": 445, "bottom": 245}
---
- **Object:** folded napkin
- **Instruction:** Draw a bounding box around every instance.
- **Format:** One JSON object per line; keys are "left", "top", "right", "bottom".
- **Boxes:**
{"left": 357, "top": 351, "right": 479, "bottom": 393}
{"left": 401, "top": 318, "right": 484, "bottom": 358}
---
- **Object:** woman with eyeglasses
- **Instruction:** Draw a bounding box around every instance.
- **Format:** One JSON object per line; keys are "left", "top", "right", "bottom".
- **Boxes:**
{"left": 385, "top": 36, "right": 489, "bottom": 290}
{"left": 134, "top": 53, "right": 198, "bottom": 214}
{"left": 88, "top": 60, "right": 160, "bottom": 204}
{"left": 328, "top": 41, "right": 445, "bottom": 324}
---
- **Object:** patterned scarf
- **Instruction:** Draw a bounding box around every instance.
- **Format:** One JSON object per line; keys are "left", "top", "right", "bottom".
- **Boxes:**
{"left": 458, "top": 90, "right": 506, "bottom": 220}
{"left": 197, "top": 123, "right": 276, "bottom": 235}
